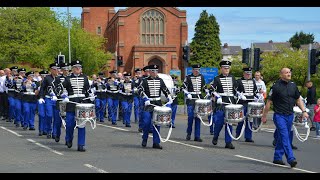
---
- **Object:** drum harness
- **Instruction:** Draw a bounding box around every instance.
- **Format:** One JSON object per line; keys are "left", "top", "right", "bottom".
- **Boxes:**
{"left": 291, "top": 105, "right": 310, "bottom": 142}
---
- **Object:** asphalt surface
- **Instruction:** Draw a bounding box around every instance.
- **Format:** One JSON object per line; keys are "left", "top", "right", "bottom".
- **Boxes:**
{"left": 0, "top": 112, "right": 319, "bottom": 173}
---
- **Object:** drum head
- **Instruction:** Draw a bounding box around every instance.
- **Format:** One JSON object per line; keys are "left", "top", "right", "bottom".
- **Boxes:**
{"left": 76, "top": 103, "right": 95, "bottom": 108}
{"left": 225, "top": 104, "right": 243, "bottom": 109}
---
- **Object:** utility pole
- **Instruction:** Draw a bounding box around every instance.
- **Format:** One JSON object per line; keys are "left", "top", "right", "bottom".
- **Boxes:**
{"left": 67, "top": 7, "right": 71, "bottom": 64}
{"left": 250, "top": 42, "right": 254, "bottom": 68}
{"left": 307, "top": 43, "right": 312, "bottom": 81}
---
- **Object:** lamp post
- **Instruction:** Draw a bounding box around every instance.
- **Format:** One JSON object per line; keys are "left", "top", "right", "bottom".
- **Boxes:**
{"left": 67, "top": 7, "right": 71, "bottom": 64}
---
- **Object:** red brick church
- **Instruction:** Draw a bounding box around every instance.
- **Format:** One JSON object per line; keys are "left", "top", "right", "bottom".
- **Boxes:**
{"left": 81, "top": 7, "right": 188, "bottom": 75}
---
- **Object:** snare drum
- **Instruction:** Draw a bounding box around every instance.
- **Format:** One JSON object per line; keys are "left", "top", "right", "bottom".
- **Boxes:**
{"left": 59, "top": 101, "right": 67, "bottom": 117}
{"left": 194, "top": 99, "right": 212, "bottom": 116}
{"left": 224, "top": 104, "right": 244, "bottom": 124}
{"left": 152, "top": 106, "right": 172, "bottom": 126}
{"left": 293, "top": 106, "right": 309, "bottom": 127}
{"left": 247, "top": 102, "right": 264, "bottom": 118}
{"left": 75, "top": 103, "right": 96, "bottom": 126}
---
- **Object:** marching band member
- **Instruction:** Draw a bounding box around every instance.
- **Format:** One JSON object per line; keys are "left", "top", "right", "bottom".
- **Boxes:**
{"left": 138, "top": 64, "right": 172, "bottom": 149}
{"left": 138, "top": 66, "right": 151, "bottom": 133}
{"left": 119, "top": 72, "right": 135, "bottom": 127}
{"left": 39, "top": 63, "right": 61, "bottom": 138}
{"left": 183, "top": 64, "right": 208, "bottom": 142}
{"left": 167, "top": 75, "right": 180, "bottom": 128}
{"left": 37, "top": 70, "right": 49, "bottom": 136}
{"left": 235, "top": 67, "right": 258, "bottom": 142}
{"left": 210, "top": 60, "right": 239, "bottom": 149}
{"left": 105, "top": 70, "right": 120, "bottom": 125}
{"left": 133, "top": 68, "right": 142, "bottom": 124}
{"left": 52, "top": 63, "right": 69, "bottom": 142}
{"left": 21, "top": 71, "right": 39, "bottom": 130}
{"left": 14, "top": 68, "right": 26, "bottom": 128}
{"left": 62, "top": 60, "right": 94, "bottom": 152}
{"left": 5, "top": 66, "right": 18, "bottom": 123}
{"left": 92, "top": 72, "right": 107, "bottom": 123}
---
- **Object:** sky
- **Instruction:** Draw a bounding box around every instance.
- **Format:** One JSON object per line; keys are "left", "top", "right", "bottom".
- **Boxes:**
{"left": 52, "top": 7, "right": 320, "bottom": 48}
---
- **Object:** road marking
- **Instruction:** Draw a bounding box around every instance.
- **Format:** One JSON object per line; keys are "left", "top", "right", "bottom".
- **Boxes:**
{"left": 234, "top": 154, "right": 316, "bottom": 173}
{"left": 84, "top": 164, "right": 108, "bottom": 173}
{"left": 97, "top": 123, "right": 129, "bottom": 131}
{"left": 144, "top": 133, "right": 204, "bottom": 149}
{"left": 0, "top": 126, "right": 23, "bottom": 137}
{"left": 26, "top": 139, "right": 64, "bottom": 156}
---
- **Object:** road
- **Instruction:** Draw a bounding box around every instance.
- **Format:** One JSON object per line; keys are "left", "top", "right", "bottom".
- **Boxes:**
{"left": 0, "top": 113, "right": 319, "bottom": 173}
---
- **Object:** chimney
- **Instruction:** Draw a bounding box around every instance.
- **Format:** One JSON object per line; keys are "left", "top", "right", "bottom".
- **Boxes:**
{"left": 223, "top": 43, "right": 228, "bottom": 48}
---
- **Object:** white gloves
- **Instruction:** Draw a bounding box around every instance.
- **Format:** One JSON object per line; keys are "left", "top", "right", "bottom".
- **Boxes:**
{"left": 62, "top": 97, "right": 69, "bottom": 103}
{"left": 213, "top": 92, "right": 222, "bottom": 104}
{"left": 205, "top": 89, "right": 210, "bottom": 94}
{"left": 254, "top": 94, "right": 263, "bottom": 102}
{"left": 89, "top": 94, "right": 95, "bottom": 102}
{"left": 133, "top": 87, "right": 138, "bottom": 93}
{"left": 50, "top": 92, "right": 56, "bottom": 97}
{"left": 187, "top": 94, "right": 192, "bottom": 100}
{"left": 237, "top": 92, "right": 247, "bottom": 101}
{"left": 38, "top": 98, "right": 45, "bottom": 104}
{"left": 52, "top": 96, "right": 58, "bottom": 101}
{"left": 167, "top": 95, "right": 173, "bottom": 104}
{"left": 144, "top": 100, "right": 151, "bottom": 106}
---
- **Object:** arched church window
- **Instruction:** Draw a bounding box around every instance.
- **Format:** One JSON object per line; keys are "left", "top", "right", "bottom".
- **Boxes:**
{"left": 141, "top": 9, "right": 165, "bottom": 45}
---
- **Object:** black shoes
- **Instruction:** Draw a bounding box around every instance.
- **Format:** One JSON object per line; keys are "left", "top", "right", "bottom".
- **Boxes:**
{"left": 245, "top": 139, "right": 254, "bottom": 143}
{"left": 138, "top": 128, "right": 143, "bottom": 132}
{"left": 55, "top": 136, "right": 60, "bottom": 143}
{"left": 212, "top": 138, "right": 218, "bottom": 145}
{"left": 272, "top": 139, "right": 276, "bottom": 147}
{"left": 291, "top": 144, "right": 298, "bottom": 150}
{"left": 289, "top": 160, "right": 297, "bottom": 168}
{"left": 112, "top": 122, "right": 117, "bottom": 125}
{"left": 152, "top": 144, "right": 163, "bottom": 149}
{"left": 38, "top": 131, "right": 43, "bottom": 136}
{"left": 47, "top": 134, "right": 51, "bottom": 139}
{"left": 171, "top": 125, "right": 175, "bottom": 128}
{"left": 42, "top": 132, "right": 48, "bottom": 135}
{"left": 225, "top": 143, "right": 235, "bottom": 149}
{"left": 77, "top": 146, "right": 86, "bottom": 152}
{"left": 66, "top": 141, "right": 73, "bottom": 148}
{"left": 194, "top": 138, "right": 203, "bottom": 142}
{"left": 125, "top": 124, "right": 131, "bottom": 127}
{"left": 142, "top": 140, "right": 147, "bottom": 147}
{"left": 210, "top": 132, "right": 214, "bottom": 135}
{"left": 29, "top": 127, "right": 35, "bottom": 131}
{"left": 23, "top": 126, "right": 28, "bottom": 130}
{"left": 273, "top": 160, "right": 285, "bottom": 165}
{"left": 310, "top": 126, "right": 316, "bottom": 131}
{"left": 186, "top": 134, "right": 191, "bottom": 140}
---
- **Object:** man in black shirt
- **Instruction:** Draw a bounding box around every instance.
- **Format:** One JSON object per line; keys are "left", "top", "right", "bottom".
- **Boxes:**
{"left": 262, "top": 68, "right": 308, "bottom": 168}
{"left": 305, "top": 81, "right": 316, "bottom": 130}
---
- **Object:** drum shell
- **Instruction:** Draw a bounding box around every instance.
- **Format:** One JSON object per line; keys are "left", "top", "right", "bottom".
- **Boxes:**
{"left": 224, "top": 104, "right": 244, "bottom": 124}
{"left": 59, "top": 101, "right": 67, "bottom": 117}
{"left": 194, "top": 99, "right": 212, "bottom": 116}
{"left": 152, "top": 106, "right": 172, "bottom": 126}
{"left": 75, "top": 104, "right": 96, "bottom": 124}
{"left": 247, "top": 102, "right": 264, "bottom": 118}
{"left": 293, "top": 112, "right": 306, "bottom": 127}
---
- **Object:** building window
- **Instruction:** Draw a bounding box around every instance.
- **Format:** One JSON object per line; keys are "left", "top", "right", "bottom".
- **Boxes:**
{"left": 97, "top": 26, "right": 101, "bottom": 35}
{"left": 141, "top": 9, "right": 165, "bottom": 45}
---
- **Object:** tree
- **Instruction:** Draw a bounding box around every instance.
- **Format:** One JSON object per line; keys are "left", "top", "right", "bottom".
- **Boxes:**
{"left": 189, "top": 10, "right": 222, "bottom": 67}
{"left": 289, "top": 31, "right": 315, "bottom": 49}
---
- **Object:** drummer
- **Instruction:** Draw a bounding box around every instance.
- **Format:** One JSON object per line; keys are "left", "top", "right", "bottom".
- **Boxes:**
{"left": 61, "top": 60, "right": 95, "bottom": 152}
{"left": 235, "top": 67, "right": 258, "bottom": 142}
{"left": 182, "top": 64, "right": 208, "bottom": 142}
{"left": 209, "top": 59, "right": 239, "bottom": 149}
{"left": 138, "top": 64, "right": 173, "bottom": 149}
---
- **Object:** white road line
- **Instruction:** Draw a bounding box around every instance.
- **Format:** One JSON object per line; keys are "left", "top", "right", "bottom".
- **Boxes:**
{"left": 234, "top": 154, "right": 316, "bottom": 173}
{"left": 97, "top": 123, "right": 129, "bottom": 131}
{"left": 84, "top": 164, "right": 108, "bottom": 173}
{"left": 144, "top": 133, "right": 204, "bottom": 149}
{"left": 26, "top": 139, "right": 64, "bottom": 156}
{"left": 0, "top": 126, "right": 23, "bottom": 137}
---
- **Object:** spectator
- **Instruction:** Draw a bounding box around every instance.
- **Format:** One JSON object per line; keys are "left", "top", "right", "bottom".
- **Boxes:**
{"left": 313, "top": 98, "right": 320, "bottom": 138}
{"left": 305, "top": 81, "right": 317, "bottom": 131}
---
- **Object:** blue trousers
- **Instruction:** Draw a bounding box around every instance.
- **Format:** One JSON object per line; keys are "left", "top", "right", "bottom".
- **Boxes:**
{"left": 139, "top": 97, "right": 145, "bottom": 129}
{"left": 208, "top": 114, "right": 215, "bottom": 134}
{"left": 65, "top": 112, "right": 86, "bottom": 146}
{"left": 53, "top": 109, "right": 62, "bottom": 138}
{"left": 95, "top": 98, "right": 107, "bottom": 122}
{"left": 142, "top": 111, "right": 160, "bottom": 144}
{"left": 186, "top": 105, "right": 201, "bottom": 139}
{"left": 213, "top": 110, "right": 233, "bottom": 144}
{"left": 273, "top": 113, "right": 295, "bottom": 164}
{"left": 107, "top": 98, "right": 119, "bottom": 123}
{"left": 14, "top": 98, "right": 23, "bottom": 125}
{"left": 133, "top": 96, "right": 140, "bottom": 123}
{"left": 38, "top": 102, "right": 46, "bottom": 133}
{"left": 122, "top": 100, "right": 133, "bottom": 125}
{"left": 22, "top": 101, "right": 36, "bottom": 128}
{"left": 8, "top": 96, "right": 15, "bottom": 120}
{"left": 236, "top": 106, "right": 253, "bottom": 140}
{"left": 274, "top": 127, "right": 293, "bottom": 145}
{"left": 166, "top": 103, "right": 177, "bottom": 126}
{"left": 44, "top": 97, "right": 56, "bottom": 135}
